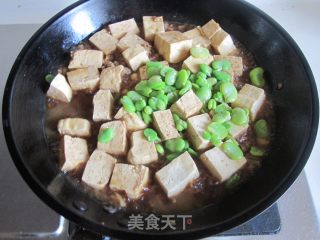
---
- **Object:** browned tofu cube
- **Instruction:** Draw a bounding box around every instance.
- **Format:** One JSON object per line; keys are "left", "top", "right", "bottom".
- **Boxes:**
{"left": 228, "top": 122, "right": 249, "bottom": 139}
{"left": 155, "top": 152, "right": 199, "bottom": 198}
{"left": 110, "top": 163, "right": 149, "bottom": 199}
{"left": 153, "top": 110, "right": 180, "bottom": 140}
{"left": 122, "top": 45, "right": 149, "bottom": 71}
{"left": 100, "top": 65, "right": 124, "bottom": 93}
{"left": 128, "top": 130, "right": 158, "bottom": 165}
{"left": 213, "top": 55, "right": 243, "bottom": 76}
{"left": 170, "top": 90, "right": 203, "bottom": 120}
{"left": 62, "top": 135, "right": 89, "bottom": 172}
{"left": 81, "top": 150, "right": 117, "bottom": 190}
{"left": 201, "top": 19, "right": 221, "bottom": 39}
{"left": 58, "top": 118, "right": 91, "bottom": 137}
{"left": 46, "top": 73, "right": 73, "bottom": 102}
{"left": 68, "top": 50, "right": 103, "bottom": 69}
{"left": 200, "top": 147, "right": 247, "bottom": 182}
{"left": 231, "top": 84, "right": 266, "bottom": 121}
{"left": 143, "top": 16, "right": 165, "bottom": 41}
{"left": 211, "top": 29, "right": 236, "bottom": 55}
{"left": 97, "top": 121, "right": 127, "bottom": 156}
{"left": 114, "top": 107, "right": 147, "bottom": 132}
{"left": 117, "top": 33, "right": 148, "bottom": 52}
{"left": 182, "top": 55, "right": 213, "bottom": 73}
{"left": 108, "top": 18, "right": 140, "bottom": 39}
{"left": 154, "top": 31, "right": 193, "bottom": 63}
{"left": 93, "top": 90, "right": 114, "bottom": 122}
{"left": 183, "top": 27, "right": 211, "bottom": 48}
{"left": 66, "top": 66, "right": 100, "bottom": 92}
{"left": 187, "top": 113, "right": 212, "bottom": 151}
{"left": 89, "top": 29, "right": 118, "bottom": 55}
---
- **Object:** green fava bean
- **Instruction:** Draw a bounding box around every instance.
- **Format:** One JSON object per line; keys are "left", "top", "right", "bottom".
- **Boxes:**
{"left": 190, "top": 47, "right": 210, "bottom": 58}
{"left": 127, "top": 91, "right": 145, "bottom": 101}
{"left": 203, "top": 130, "right": 212, "bottom": 140}
{"left": 148, "top": 97, "right": 158, "bottom": 110}
{"left": 144, "top": 106, "right": 153, "bottom": 115}
{"left": 172, "top": 113, "right": 180, "bottom": 122}
{"left": 187, "top": 147, "right": 197, "bottom": 156}
{"left": 231, "top": 107, "right": 249, "bottom": 125}
{"left": 212, "top": 111, "right": 231, "bottom": 123}
{"left": 135, "top": 99, "right": 147, "bottom": 111}
{"left": 98, "top": 128, "right": 114, "bottom": 143}
{"left": 250, "top": 146, "right": 265, "bottom": 157}
{"left": 146, "top": 61, "right": 163, "bottom": 69}
{"left": 156, "top": 143, "right": 165, "bottom": 155}
{"left": 143, "top": 128, "right": 160, "bottom": 142}
{"left": 135, "top": 81, "right": 152, "bottom": 97}
{"left": 210, "top": 134, "right": 223, "bottom": 147}
{"left": 225, "top": 174, "right": 240, "bottom": 189}
{"left": 147, "top": 66, "right": 161, "bottom": 78}
{"left": 165, "top": 71, "right": 177, "bottom": 86}
{"left": 166, "top": 152, "right": 182, "bottom": 161}
{"left": 213, "top": 92, "right": 224, "bottom": 103}
{"left": 215, "top": 103, "right": 231, "bottom": 113}
{"left": 165, "top": 138, "right": 186, "bottom": 153}
{"left": 167, "top": 92, "right": 178, "bottom": 104}
{"left": 249, "top": 67, "right": 265, "bottom": 87}
{"left": 156, "top": 99, "right": 166, "bottom": 110}
{"left": 157, "top": 93, "right": 168, "bottom": 105}
{"left": 222, "top": 141, "right": 244, "bottom": 160}
{"left": 196, "top": 86, "right": 212, "bottom": 103}
{"left": 45, "top": 74, "right": 54, "bottom": 83}
{"left": 142, "top": 112, "right": 152, "bottom": 124}
{"left": 213, "top": 71, "right": 231, "bottom": 82}
{"left": 207, "top": 77, "right": 217, "bottom": 86}
{"left": 207, "top": 122, "right": 228, "bottom": 139}
{"left": 120, "top": 96, "right": 136, "bottom": 113}
{"left": 148, "top": 75, "right": 165, "bottom": 90}
{"left": 197, "top": 71, "right": 207, "bottom": 79}
{"left": 254, "top": 119, "right": 269, "bottom": 138}
{"left": 160, "top": 66, "right": 175, "bottom": 77}
{"left": 212, "top": 60, "right": 231, "bottom": 71}
{"left": 220, "top": 82, "right": 237, "bottom": 103}
{"left": 195, "top": 76, "right": 209, "bottom": 87}
{"left": 207, "top": 99, "right": 217, "bottom": 110}
{"left": 136, "top": 111, "right": 142, "bottom": 119}
{"left": 175, "top": 69, "right": 189, "bottom": 89}
{"left": 199, "top": 64, "right": 213, "bottom": 76}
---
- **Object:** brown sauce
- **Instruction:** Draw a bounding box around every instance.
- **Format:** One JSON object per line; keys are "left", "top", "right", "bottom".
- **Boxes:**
{"left": 45, "top": 21, "right": 274, "bottom": 214}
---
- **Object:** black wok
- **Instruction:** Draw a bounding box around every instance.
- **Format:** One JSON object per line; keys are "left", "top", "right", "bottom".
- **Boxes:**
{"left": 2, "top": 0, "right": 319, "bottom": 239}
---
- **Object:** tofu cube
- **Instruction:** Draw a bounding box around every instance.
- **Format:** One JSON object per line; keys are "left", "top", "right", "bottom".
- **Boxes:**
{"left": 153, "top": 110, "right": 180, "bottom": 140}
{"left": 89, "top": 29, "right": 118, "bottom": 55}
{"left": 46, "top": 73, "right": 72, "bottom": 102}
{"left": 68, "top": 50, "right": 103, "bottom": 69}
{"left": 154, "top": 31, "right": 193, "bottom": 63}
{"left": 213, "top": 55, "right": 243, "bottom": 76}
{"left": 143, "top": 16, "right": 165, "bottom": 41}
{"left": 110, "top": 163, "right": 149, "bottom": 199}
{"left": 187, "top": 113, "right": 212, "bottom": 151}
{"left": 155, "top": 152, "right": 199, "bottom": 198}
{"left": 117, "top": 33, "right": 148, "bottom": 52}
{"left": 182, "top": 55, "right": 213, "bottom": 73}
{"left": 170, "top": 90, "right": 203, "bottom": 120}
{"left": 139, "top": 61, "right": 168, "bottom": 80}
{"left": 231, "top": 84, "right": 266, "bottom": 121}
{"left": 228, "top": 122, "right": 249, "bottom": 139}
{"left": 114, "top": 107, "right": 147, "bottom": 132}
{"left": 81, "top": 150, "right": 117, "bottom": 190}
{"left": 66, "top": 66, "right": 100, "bottom": 92}
{"left": 122, "top": 45, "right": 149, "bottom": 71}
{"left": 200, "top": 147, "right": 247, "bottom": 182}
{"left": 97, "top": 121, "right": 127, "bottom": 156}
{"left": 183, "top": 27, "right": 211, "bottom": 48}
{"left": 100, "top": 65, "right": 124, "bottom": 93}
{"left": 93, "top": 90, "right": 114, "bottom": 122}
{"left": 211, "top": 29, "right": 236, "bottom": 55}
{"left": 128, "top": 130, "right": 158, "bottom": 165}
{"left": 58, "top": 118, "right": 91, "bottom": 137}
{"left": 201, "top": 19, "right": 221, "bottom": 39}
{"left": 62, "top": 135, "right": 89, "bottom": 172}
{"left": 108, "top": 18, "right": 140, "bottom": 39}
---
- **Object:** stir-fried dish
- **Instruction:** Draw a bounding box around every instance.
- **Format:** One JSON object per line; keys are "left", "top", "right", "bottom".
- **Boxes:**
{"left": 45, "top": 17, "right": 273, "bottom": 213}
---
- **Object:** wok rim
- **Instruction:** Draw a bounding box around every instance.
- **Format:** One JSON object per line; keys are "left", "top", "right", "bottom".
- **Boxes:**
{"left": 2, "top": 0, "right": 319, "bottom": 238}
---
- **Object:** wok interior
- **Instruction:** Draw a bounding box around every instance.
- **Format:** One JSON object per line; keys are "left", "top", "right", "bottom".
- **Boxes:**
{"left": 6, "top": 0, "right": 315, "bottom": 236}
